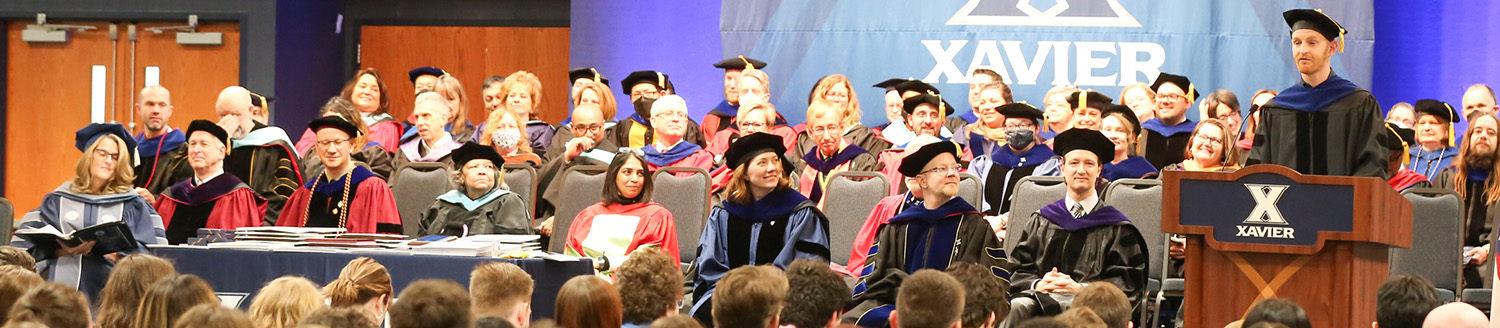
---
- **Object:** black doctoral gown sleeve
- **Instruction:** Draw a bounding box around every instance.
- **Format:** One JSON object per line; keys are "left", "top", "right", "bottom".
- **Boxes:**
{"left": 849, "top": 223, "right": 907, "bottom": 307}
{"left": 1008, "top": 213, "right": 1049, "bottom": 294}
{"left": 1087, "top": 224, "right": 1150, "bottom": 302}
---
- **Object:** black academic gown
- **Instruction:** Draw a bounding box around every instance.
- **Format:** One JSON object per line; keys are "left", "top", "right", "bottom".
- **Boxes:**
{"left": 1247, "top": 73, "right": 1388, "bottom": 178}
{"left": 945, "top": 116, "right": 968, "bottom": 136}
{"left": 971, "top": 145, "right": 1057, "bottom": 215}
{"left": 1009, "top": 199, "right": 1149, "bottom": 303}
{"left": 1433, "top": 168, "right": 1499, "bottom": 288}
{"left": 844, "top": 198, "right": 1009, "bottom": 328}
{"left": 224, "top": 123, "right": 303, "bottom": 225}
{"left": 792, "top": 125, "right": 892, "bottom": 158}
{"left": 536, "top": 137, "right": 620, "bottom": 218}
{"left": 1142, "top": 118, "right": 1195, "bottom": 169}
{"left": 607, "top": 114, "right": 706, "bottom": 150}
{"left": 420, "top": 189, "right": 533, "bottom": 236}
{"left": 134, "top": 130, "right": 192, "bottom": 195}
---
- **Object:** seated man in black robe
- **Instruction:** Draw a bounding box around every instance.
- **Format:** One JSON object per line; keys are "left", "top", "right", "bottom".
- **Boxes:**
{"left": 215, "top": 86, "right": 302, "bottom": 225}
{"left": 844, "top": 141, "right": 1009, "bottom": 328}
{"left": 1002, "top": 129, "right": 1148, "bottom": 327}
{"left": 535, "top": 103, "right": 618, "bottom": 235}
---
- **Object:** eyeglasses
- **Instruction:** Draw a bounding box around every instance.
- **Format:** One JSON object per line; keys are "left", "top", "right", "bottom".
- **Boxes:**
{"left": 316, "top": 138, "right": 351, "bottom": 148}
{"left": 809, "top": 124, "right": 843, "bottom": 135}
{"left": 1003, "top": 122, "right": 1035, "bottom": 130}
{"left": 739, "top": 121, "right": 767, "bottom": 129}
{"left": 1156, "top": 94, "right": 1187, "bottom": 101}
{"left": 630, "top": 90, "right": 660, "bottom": 99}
{"left": 920, "top": 164, "right": 964, "bottom": 176}
{"left": 94, "top": 149, "right": 121, "bottom": 161}
{"left": 653, "top": 111, "right": 687, "bottom": 119}
{"left": 1193, "top": 134, "right": 1223, "bottom": 146}
{"left": 572, "top": 124, "right": 604, "bottom": 134}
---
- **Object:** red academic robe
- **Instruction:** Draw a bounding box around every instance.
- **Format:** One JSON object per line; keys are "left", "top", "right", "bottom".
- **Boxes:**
{"left": 647, "top": 150, "right": 715, "bottom": 176}
{"left": 155, "top": 178, "right": 267, "bottom": 234}
{"left": 367, "top": 121, "right": 403, "bottom": 153}
{"left": 798, "top": 142, "right": 877, "bottom": 208}
{"left": 876, "top": 150, "right": 912, "bottom": 196}
{"left": 276, "top": 167, "right": 402, "bottom": 234}
{"left": 564, "top": 202, "right": 681, "bottom": 267}
{"left": 707, "top": 127, "right": 800, "bottom": 158}
{"left": 835, "top": 193, "right": 909, "bottom": 277}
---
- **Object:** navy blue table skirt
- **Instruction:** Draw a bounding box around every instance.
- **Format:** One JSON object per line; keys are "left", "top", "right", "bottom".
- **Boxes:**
{"left": 152, "top": 248, "right": 593, "bottom": 319}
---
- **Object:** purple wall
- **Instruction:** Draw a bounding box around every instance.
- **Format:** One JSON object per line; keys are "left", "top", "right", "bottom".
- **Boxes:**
{"left": 1372, "top": 0, "right": 1500, "bottom": 116}
{"left": 570, "top": 0, "right": 726, "bottom": 121}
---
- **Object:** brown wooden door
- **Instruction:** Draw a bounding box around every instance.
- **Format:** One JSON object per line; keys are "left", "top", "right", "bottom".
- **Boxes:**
{"left": 5, "top": 20, "right": 241, "bottom": 220}
{"left": 359, "top": 26, "right": 570, "bottom": 125}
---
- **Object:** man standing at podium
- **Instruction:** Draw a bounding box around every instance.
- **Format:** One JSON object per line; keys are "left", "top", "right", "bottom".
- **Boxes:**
{"left": 1002, "top": 130, "right": 1147, "bottom": 327}
{"left": 1247, "top": 9, "right": 1387, "bottom": 178}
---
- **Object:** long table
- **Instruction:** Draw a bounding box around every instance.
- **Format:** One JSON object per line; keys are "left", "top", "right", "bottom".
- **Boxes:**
{"left": 152, "top": 248, "right": 593, "bottom": 319}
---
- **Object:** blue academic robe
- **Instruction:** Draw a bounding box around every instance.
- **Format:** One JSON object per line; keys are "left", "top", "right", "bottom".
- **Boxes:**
{"left": 1102, "top": 156, "right": 1159, "bottom": 181}
{"left": 690, "top": 189, "right": 831, "bottom": 326}
{"left": 12, "top": 183, "right": 167, "bottom": 301}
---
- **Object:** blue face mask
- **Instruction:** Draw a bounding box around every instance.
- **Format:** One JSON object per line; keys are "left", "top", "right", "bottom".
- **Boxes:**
{"left": 1006, "top": 129, "right": 1035, "bottom": 149}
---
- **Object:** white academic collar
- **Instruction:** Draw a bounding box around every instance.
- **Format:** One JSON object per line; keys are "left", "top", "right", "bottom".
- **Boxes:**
{"left": 422, "top": 132, "right": 454, "bottom": 150}
{"left": 193, "top": 168, "right": 225, "bottom": 186}
{"left": 654, "top": 139, "right": 683, "bottom": 152}
{"left": 1065, "top": 193, "right": 1099, "bottom": 217}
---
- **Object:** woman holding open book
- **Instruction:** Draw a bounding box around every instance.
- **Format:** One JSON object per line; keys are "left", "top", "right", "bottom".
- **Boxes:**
{"left": 11, "top": 123, "right": 168, "bottom": 301}
{"left": 563, "top": 150, "right": 680, "bottom": 279}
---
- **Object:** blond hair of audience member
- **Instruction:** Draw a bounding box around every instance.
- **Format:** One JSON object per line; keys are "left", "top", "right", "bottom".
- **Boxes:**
{"left": 500, "top": 71, "right": 545, "bottom": 120}
{"left": 133, "top": 274, "right": 218, "bottom": 328}
{"left": 555, "top": 276, "right": 622, "bottom": 328}
{"left": 390, "top": 279, "right": 473, "bottom": 328}
{"left": 324, "top": 258, "right": 393, "bottom": 323}
{"left": 735, "top": 102, "right": 777, "bottom": 134}
{"left": 173, "top": 304, "right": 254, "bottom": 328}
{"left": 617, "top": 248, "right": 684, "bottom": 325}
{"left": 471, "top": 262, "right": 534, "bottom": 327}
{"left": 297, "top": 307, "right": 377, "bottom": 328}
{"left": 896, "top": 270, "right": 964, "bottom": 328}
{"left": 249, "top": 276, "right": 326, "bottom": 328}
{"left": 723, "top": 152, "right": 795, "bottom": 205}
{"left": 1118, "top": 83, "right": 1156, "bottom": 122}
{"left": 96, "top": 254, "right": 176, "bottom": 328}
{"left": 1071, "top": 282, "right": 1131, "bottom": 328}
{"left": 0, "top": 247, "right": 35, "bottom": 272}
{"left": 0, "top": 266, "right": 44, "bottom": 324}
{"left": 809, "top": 74, "right": 862, "bottom": 128}
{"left": 73, "top": 133, "right": 137, "bottom": 194}
{"left": 737, "top": 68, "right": 771, "bottom": 105}
{"left": 479, "top": 108, "right": 536, "bottom": 155}
{"left": 713, "top": 265, "right": 788, "bottom": 328}
{"left": 648, "top": 314, "right": 703, "bottom": 328}
{"left": 5, "top": 283, "right": 91, "bottom": 328}
{"left": 571, "top": 81, "right": 618, "bottom": 120}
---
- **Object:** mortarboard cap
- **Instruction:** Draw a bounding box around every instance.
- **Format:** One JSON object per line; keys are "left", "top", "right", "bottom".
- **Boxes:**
{"left": 724, "top": 132, "right": 795, "bottom": 174}
{"left": 408, "top": 66, "right": 446, "bottom": 84}
{"left": 898, "top": 141, "right": 960, "bottom": 177}
{"left": 568, "top": 67, "right": 610, "bottom": 87}
{"left": 75, "top": 123, "right": 137, "bottom": 163}
{"left": 452, "top": 142, "right": 505, "bottom": 169}
{"left": 620, "top": 70, "right": 668, "bottom": 95}
{"left": 1150, "top": 72, "right": 1197, "bottom": 101}
{"left": 712, "top": 56, "right": 767, "bottom": 70}
{"left": 308, "top": 116, "right": 363, "bottom": 138}
{"left": 902, "top": 93, "right": 954, "bottom": 117}
{"left": 996, "top": 102, "right": 1044, "bottom": 122}
{"left": 1100, "top": 104, "right": 1140, "bottom": 132}
{"left": 1067, "top": 90, "right": 1114, "bottom": 111}
{"left": 185, "top": 119, "right": 231, "bottom": 150}
{"left": 1052, "top": 129, "right": 1116, "bottom": 163}
{"left": 1283, "top": 9, "right": 1346, "bottom": 52}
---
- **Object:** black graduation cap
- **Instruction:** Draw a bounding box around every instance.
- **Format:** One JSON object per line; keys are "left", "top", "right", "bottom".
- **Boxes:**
{"left": 1100, "top": 104, "right": 1140, "bottom": 132}
{"left": 1380, "top": 122, "right": 1415, "bottom": 152}
{"left": 873, "top": 78, "right": 909, "bottom": 90}
{"left": 1067, "top": 90, "right": 1114, "bottom": 111}
{"left": 620, "top": 70, "right": 668, "bottom": 95}
{"left": 712, "top": 56, "right": 767, "bottom": 70}
{"left": 248, "top": 91, "right": 276, "bottom": 114}
{"left": 1052, "top": 129, "right": 1116, "bottom": 163}
{"left": 902, "top": 94, "right": 954, "bottom": 117}
{"left": 893, "top": 80, "right": 939, "bottom": 96}
{"left": 1283, "top": 9, "right": 1346, "bottom": 52}
{"left": 75, "top": 123, "right": 137, "bottom": 162}
{"left": 996, "top": 102, "right": 1044, "bottom": 121}
{"left": 1150, "top": 72, "right": 1196, "bottom": 100}
{"left": 452, "top": 142, "right": 504, "bottom": 169}
{"left": 568, "top": 67, "right": 610, "bottom": 86}
{"left": 1413, "top": 99, "right": 1459, "bottom": 123}
{"left": 408, "top": 66, "right": 446, "bottom": 83}
{"left": 898, "top": 141, "right": 960, "bottom": 177}
{"left": 185, "top": 119, "right": 230, "bottom": 149}
{"left": 308, "top": 116, "right": 363, "bottom": 138}
{"left": 724, "top": 132, "right": 795, "bottom": 174}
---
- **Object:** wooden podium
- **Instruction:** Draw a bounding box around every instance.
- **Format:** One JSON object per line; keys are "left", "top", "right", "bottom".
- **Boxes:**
{"left": 1161, "top": 165, "right": 1411, "bottom": 327}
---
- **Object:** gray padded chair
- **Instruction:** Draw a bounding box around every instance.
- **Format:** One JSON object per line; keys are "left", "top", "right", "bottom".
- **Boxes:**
{"left": 547, "top": 165, "right": 609, "bottom": 253}
{"left": 1462, "top": 188, "right": 1500, "bottom": 311}
{"left": 502, "top": 164, "right": 539, "bottom": 222}
{"left": 957, "top": 173, "right": 984, "bottom": 209}
{"left": 1005, "top": 176, "right": 1067, "bottom": 253}
{"left": 653, "top": 167, "right": 711, "bottom": 267}
{"left": 390, "top": 162, "right": 454, "bottom": 237}
{"left": 1394, "top": 188, "right": 1464, "bottom": 302}
{"left": 1103, "top": 179, "right": 1165, "bottom": 325}
{"left": 0, "top": 198, "right": 12, "bottom": 242}
{"left": 823, "top": 171, "right": 889, "bottom": 266}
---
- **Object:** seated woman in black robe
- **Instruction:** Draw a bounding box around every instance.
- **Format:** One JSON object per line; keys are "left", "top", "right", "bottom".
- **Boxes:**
{"left": 419, "top": 142, "right": 532, "bottom": 236}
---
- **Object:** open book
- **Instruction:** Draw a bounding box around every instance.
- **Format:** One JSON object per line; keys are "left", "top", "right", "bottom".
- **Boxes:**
{"left": 14, "top": 221, "right": 138, "bottom": 257}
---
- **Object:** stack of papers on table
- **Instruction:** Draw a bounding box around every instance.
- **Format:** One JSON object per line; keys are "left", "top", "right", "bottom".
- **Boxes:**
{"left": 205, "top": 241, "right": 304, "bottom": 251}
{"left": 457, "top": 234, "right": 541, "bottom": 253}
{"left": 411, "top": 241, "right": 496, "bottom": 257}
{"left": 233, "top": 227, "right": 345, "bottom": 242}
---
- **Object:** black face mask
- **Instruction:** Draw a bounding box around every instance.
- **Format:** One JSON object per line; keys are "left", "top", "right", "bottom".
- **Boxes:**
{"left": 633, "top": 97, "right": 656, "bottom": 120}
{"left": 1006, "top": 129, "right": 1035, "bottom": 150}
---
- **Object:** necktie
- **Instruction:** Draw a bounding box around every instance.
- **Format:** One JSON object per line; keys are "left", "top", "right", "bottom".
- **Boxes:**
{"left": 1071, "top": 203, "right": 1085, "bottom": 218}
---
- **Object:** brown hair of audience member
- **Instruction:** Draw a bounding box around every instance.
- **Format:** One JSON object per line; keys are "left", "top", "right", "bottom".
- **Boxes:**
{"left": 0, "top": 266, "right": 44, "bottom": 324}
{"left": 298, "top": 307, "right": 378, "bottom": 328}
{"left": 1053, "top": 308, "right": 1107, "bottom": 328}
{"left": 1014, "top": 318, "right": 1067, "bottom": 328}
{"left": 340, "top": 68, "right": 393, "bottom": 116}
{"left": 249, "top": 276, "right": 327, "bottom": 328}
{"left": 808, "top": 74, "right": 863, "bottom": 127}
{"left": 319, "top": 97, "right": 372, "bottom": 147}
{"left": 555, "top": 276, "right": 622, "bottom": 328}
{"left": 172, "top": 304, "right": 254, "bottom": 328}
{"left": 6, "top": 282, "right": 92, "bottom": 328}
{"left": 390, "top": 279, "right": 473, "bottom": 328}
{"left": 1071, "top": 282, "right": 1130, "bottom": 328}
{"left": 714, "top": 265, "right": 788, "bottom": 328}
{"left": 325, "top": 258, "right": 393, "bottom": 309}
{"left": 133, "top": 274, "right": 218, "bottom": 328}
{"left": 944, "top": 263, "right": 1008, "bottom": 328}
{"left": 0, "top": 247, "right": 35, "bottom": 272}
{"left": 723, "top": 154, "right": 795, "bottom": 205}
{"left": 616, "top": 248, "right": 683, "bottom": 325}
{"left": 602, "top": 150, "right": 655, "bottom": 205}
{"left": 470, "top": 262, "right": 534, "bottom": 323}
{"left": 72, "top": 134, "right": 137, "bottom": 195}
{"left": 433, "top": 74, "right": 473, "bottom": 129}
{"left": 500, "top": 71, "right": 545, "bottom": 120}
{"left": 1452, "top": 114, "right": 1500, "bottom": 204}
{"left": 478, "top": 107, "right": 536, "bottom": 155}
{"left": 648, "top": 314, "right": 703, "bottom": 328}
{"left": 571, "top": 81, "right": 618, "bottom": 119}
{"left": 96, "top": 254, "right": 176, "bottom": 328}
{"left": 782, "top": 259, "right": 849, "bottom": 328}
{"left": 896, "top": 270, "right": 964, "bottom": 328}
{"left": 1241, "top": 298, "right": 1310, "bottom": 328}
{"left": 1180, "top": 118, "right": 1236, "bottom": 167}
